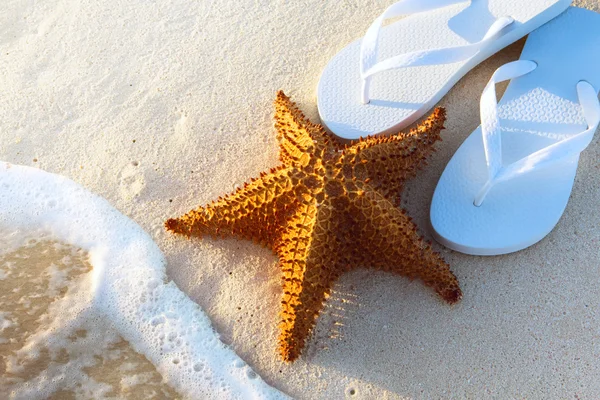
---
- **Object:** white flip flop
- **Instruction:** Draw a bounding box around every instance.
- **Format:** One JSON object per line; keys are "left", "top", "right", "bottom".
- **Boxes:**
{"left": 430, "top": 7, "right": 600, "bottom": 256}
{"left": 317, "top": 0, "right": 572, "bottom": 140}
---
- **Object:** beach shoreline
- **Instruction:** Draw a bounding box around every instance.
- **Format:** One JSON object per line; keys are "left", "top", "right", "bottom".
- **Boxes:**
{"left": 2, "top": 0, "right": 600, "bottom": 398}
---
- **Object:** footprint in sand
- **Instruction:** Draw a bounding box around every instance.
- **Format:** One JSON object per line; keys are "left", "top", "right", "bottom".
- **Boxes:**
{"left": 118, "top": 162, "right": 145, "bottom": 201}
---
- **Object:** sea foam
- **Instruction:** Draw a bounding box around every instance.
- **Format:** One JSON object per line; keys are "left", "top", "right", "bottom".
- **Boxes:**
{"left": 0, "top": 162, "right": 287, "bottom": 399}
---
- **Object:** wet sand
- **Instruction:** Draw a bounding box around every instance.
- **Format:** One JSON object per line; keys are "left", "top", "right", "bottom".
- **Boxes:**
{"left": 0, "top": 239, "right": 179, "bottom": 399}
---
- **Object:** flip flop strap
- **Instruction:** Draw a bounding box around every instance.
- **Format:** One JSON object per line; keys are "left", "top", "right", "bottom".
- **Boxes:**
{"left": 474, "top": 60, "right": 600, "bottom": 206}
{"left": 359, "top": 0, "right": 514, "bottom": 104}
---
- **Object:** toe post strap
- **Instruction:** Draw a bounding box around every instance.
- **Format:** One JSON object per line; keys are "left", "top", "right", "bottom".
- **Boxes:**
{"left": 474, "top": 61, "right": 600, "bottom": 207}
{"left": 359, "top": 0, "right": 515, "bottom": 104}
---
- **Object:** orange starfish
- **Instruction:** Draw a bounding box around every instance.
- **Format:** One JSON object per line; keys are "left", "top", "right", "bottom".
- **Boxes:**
{"left": 166, "top": 91, "right": 462, "bottom": 362}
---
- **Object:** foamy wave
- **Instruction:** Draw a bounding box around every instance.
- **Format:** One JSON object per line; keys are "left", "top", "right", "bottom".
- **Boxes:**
{"left": 0, "top": 162, "right": 287, "bottom": 399}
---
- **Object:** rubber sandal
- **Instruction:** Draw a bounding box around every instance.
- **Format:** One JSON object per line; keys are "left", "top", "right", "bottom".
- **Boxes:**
{"left": 430, "top": 7, "right": 600, "bottom": 256}
{"left": 317, "top": 0, "right": 572, "bottom": 140}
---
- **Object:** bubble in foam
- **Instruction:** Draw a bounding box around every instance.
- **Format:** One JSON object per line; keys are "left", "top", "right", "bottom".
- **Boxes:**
{"left": 247, "top": 370, "right": 258, "bottom": 380}
{"left": 0, "top": 162, "right": 289, "bottom": 399}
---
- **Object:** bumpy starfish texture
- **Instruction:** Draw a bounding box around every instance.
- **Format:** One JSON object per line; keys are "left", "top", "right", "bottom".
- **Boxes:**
{"left": 166, "top": 91, "right": 462, "bottom": 362}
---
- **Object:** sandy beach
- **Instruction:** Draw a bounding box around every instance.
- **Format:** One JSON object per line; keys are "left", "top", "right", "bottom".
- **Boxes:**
{"left": 2, "top": 0, "right": 600, "bottom": 398}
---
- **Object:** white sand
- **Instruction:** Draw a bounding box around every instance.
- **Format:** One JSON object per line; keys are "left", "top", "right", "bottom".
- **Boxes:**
{"left": 2, "top": 0, "right": 600, "bottom": 398}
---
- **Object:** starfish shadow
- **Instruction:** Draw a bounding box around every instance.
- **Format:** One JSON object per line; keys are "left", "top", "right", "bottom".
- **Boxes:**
{"left": 301, "top": 279, "right": 360, "bottom": 361}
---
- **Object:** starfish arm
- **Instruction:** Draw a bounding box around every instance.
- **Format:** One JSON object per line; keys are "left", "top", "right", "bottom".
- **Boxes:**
{"left": 348, "top": 183, "right": 461, "bottom": 303}
{"left": 341, "top": 108, "right": 446, "bottom": 204}
{"left": 276, "top": 201, "right": 342, "bottom": 362}
{"left": 165, "top": 166, "right": 297, "bottom": 249}
{"left": 274, "top": 91, "right": 339, "bottom": 167}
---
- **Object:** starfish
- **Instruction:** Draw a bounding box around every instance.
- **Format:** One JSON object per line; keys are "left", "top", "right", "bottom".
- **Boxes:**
{"left": 166, "top": 91, "right": 462, "bottom": 362}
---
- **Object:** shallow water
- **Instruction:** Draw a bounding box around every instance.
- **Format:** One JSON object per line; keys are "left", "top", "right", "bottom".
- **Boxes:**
{"left": 0, "top": 162, "right": 285, "bottom": 399}
{"left": 0, "top": 238, "right": 180, "bottom": 399}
